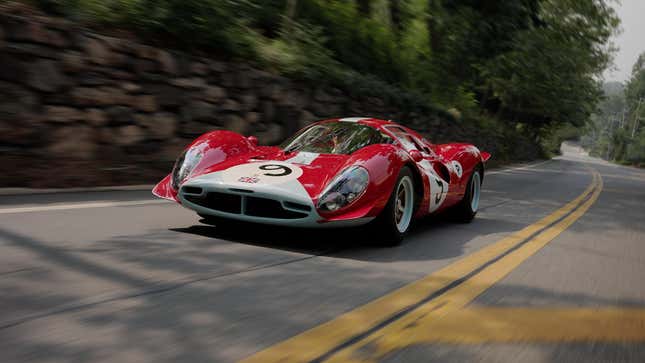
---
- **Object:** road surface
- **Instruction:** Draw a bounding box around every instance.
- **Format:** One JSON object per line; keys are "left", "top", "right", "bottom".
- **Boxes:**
{"left": 1, "top": 144, "right": 645, "bottom": 362}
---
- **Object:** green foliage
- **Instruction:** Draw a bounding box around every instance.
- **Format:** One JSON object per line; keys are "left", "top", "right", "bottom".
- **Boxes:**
{"left": 293, "top": 0, "right": 405, "bottom": 84}
{"left": 625, "top": 131, "right": 645, "bottom": 166}
{"left": 253, "top": 21, "right": 339, "bottom": 79}
{"left": 33, "top": 0, "right": 260, "bottom": 55}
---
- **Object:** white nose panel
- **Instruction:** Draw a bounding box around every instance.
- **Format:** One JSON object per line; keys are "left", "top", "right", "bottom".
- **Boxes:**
{"left": 220, "top": 161, "right": 304, "bottom": 185}
{"left": 186, "top": 162, "right": 311, "bottom": 201}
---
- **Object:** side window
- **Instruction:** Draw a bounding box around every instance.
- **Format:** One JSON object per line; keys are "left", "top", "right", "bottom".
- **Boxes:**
{"left": 411, "top": 136, "right": 433, "bottom": 155}
{"left": 384, "top": 126, "right": 414, "bottom": 150}
{"left": 385, "top": 126, "right": 431, "bottom": 154}
{"left": 399, "top": 135, "right": 419, "bottom": 151}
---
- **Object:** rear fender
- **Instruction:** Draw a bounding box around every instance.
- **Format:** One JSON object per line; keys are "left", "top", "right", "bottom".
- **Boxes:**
{"left": 481, "top": 151, "right": 491, "bottom": 163}
{"left": 436, "top": 144, "right": 485, "bottom": 189}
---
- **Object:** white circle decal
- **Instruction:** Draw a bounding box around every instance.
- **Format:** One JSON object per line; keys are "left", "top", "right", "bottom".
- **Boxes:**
{"left": 221, "top": 162, "right": 303, "bottom": 185}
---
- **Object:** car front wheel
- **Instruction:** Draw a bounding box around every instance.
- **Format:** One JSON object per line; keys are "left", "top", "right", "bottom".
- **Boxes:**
{"left": 371, "top": 167, "right": 415, "bottom": 246}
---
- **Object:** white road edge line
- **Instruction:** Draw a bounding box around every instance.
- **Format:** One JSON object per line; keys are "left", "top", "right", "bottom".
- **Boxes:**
{"left": 0, "top": 200, "right": 170, "bottom": 214}
{"left": 0, "top": 184, "right": 155, "bottom": 196}
{"left": 487, "top": 159, "right": 552, "bottom": 175}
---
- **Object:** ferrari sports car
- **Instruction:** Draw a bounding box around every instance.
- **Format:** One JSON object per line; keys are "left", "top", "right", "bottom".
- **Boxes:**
{"left": 153, "top": 117, "right": 490, "bottom": 245}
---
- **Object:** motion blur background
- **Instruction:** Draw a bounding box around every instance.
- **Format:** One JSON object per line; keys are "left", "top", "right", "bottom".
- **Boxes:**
{"left": 0, "top": 0, "right": 642, "bottom": 188}
{"left": 2, "top": 2, "right": 645, "bottom": 363}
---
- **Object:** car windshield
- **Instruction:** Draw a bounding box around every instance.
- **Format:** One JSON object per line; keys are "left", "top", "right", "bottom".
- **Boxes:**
{"left": 281, "top": 122, "right": 390, "bottom": 155}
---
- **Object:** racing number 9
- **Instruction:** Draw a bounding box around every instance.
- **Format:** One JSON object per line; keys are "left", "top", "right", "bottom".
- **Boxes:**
{"left": 259, "top": 164, "right": 292, "bottom": 177}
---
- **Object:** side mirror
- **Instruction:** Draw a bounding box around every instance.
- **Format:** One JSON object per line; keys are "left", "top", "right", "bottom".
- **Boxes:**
{"left": 409, "top": 150, "right": 423, "bottom": 162}
{"left": 247, "top": 136, "right": 258, "bottom": 146}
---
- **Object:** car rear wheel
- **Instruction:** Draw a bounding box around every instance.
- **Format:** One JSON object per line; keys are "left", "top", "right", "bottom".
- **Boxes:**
{"left": 371, "top": 167, "right": 415, "bottom": 246}
{"left": 453, "top": 167, "right": 482, "bottom": 223}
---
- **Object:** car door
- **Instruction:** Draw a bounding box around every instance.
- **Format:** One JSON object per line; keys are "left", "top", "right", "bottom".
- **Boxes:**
{"left": 384, "top": 127, "right": 449, "bottom": 213}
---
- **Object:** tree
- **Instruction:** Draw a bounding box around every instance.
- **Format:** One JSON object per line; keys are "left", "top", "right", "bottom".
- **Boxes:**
{"left": 583, "top": 52, "right": 645, "bottom": 165}
{"left": 480, "top": 0, "right": 619, "bottom": 129}
{"left": 624, "top": 52, "right": 645, "bottom": 163}
{"left": 625, "top": 52, "right": 645, "bottom": 136}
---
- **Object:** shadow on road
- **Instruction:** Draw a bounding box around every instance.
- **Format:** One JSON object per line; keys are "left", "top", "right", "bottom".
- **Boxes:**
{"left": 169, "top": 212, "right": 526, "bottom": 263}
{"left": 171, "top": 222, "right": 363, "bottom": 255}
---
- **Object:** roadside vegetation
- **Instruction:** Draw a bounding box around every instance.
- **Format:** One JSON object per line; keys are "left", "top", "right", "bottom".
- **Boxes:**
{"left": 24, "top": 0, "right": 619, "bottom": 158}
{"left": 582, "top": 53, "right": 645, "bottom": 167}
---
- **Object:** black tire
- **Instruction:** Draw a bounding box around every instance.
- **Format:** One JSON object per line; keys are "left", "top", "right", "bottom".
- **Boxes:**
{"left": 370, "top": 167, "right": 416, "bottom": 247}
{"left": 452, "top": 167, "right": 482, "bottom": 223}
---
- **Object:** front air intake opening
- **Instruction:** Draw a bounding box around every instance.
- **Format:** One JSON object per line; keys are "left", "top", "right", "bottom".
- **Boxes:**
{"left": 245, "top": 197, "right": 308, "bottom": 219}
{"left": 182, "top": 186, "right": 203, "bottom": 194}
{"left": 185, "top": 192, "right": 242, "bottom": 214}
{"left": 283, "top": 201, "right": 312, "bottom": 212}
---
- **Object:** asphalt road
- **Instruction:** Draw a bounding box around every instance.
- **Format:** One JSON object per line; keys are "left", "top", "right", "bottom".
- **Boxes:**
{"left": 1, "top": 143, "right": 644, "bottom": 363}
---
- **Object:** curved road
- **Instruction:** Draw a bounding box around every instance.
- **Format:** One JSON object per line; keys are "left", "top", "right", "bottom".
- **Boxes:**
{"left": 1, "top": 144, "right": 645, "bottom": 362}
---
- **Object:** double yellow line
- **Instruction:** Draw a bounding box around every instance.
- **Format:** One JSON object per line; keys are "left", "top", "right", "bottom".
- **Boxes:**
{"left": 242, "top": 169, "right": 604, "bottom": 363}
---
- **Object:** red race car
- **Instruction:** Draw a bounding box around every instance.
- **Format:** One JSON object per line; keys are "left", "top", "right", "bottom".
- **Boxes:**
{"left": 153, "top": 117, "right": 490, "bottom": 245}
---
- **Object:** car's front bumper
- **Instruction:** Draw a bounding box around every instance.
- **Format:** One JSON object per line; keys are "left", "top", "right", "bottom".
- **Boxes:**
{"left": 177, "top": 180, "right": 373, "bottom": 228}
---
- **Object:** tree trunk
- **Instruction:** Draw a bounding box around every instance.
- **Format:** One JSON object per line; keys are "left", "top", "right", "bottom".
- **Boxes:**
{"left": 283, "top": 0, "right": 298, "bottom": 34}
{"left": 357, "top": 0, "right": 372, "bottom": 16}
{"left": 427, "top": 0, "right": 442, "bottom": 53}
{"left": 389, "top": 0, "right": 402, "bottom": 33}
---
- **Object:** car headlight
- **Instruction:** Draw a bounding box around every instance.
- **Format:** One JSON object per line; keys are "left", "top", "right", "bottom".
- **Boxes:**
{"left": 171, "top": 147, "right": 204, "bottom": 189}
{"left": 317, "top": 166, "right": 369, "bottom": 212}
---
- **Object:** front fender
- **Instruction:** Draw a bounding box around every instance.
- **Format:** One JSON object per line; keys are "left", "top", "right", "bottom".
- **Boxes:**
{"left": 319, "top": 144, "right": 412, "bottom": 221}
{"left": 152, "top": 130, "right": 256, "bottom": 202}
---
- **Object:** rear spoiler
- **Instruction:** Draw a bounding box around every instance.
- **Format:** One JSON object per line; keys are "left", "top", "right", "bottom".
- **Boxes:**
{"left": 481, "top": 151, "right": 491, "bottom": 163}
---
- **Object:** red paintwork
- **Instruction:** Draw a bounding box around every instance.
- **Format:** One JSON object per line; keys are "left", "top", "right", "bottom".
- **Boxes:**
{"left": 153, "top": 118, "right": 490, "bottom": 224}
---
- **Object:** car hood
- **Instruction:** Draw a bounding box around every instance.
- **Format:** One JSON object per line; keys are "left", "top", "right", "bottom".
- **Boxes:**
{"left": 185, "top": 148, "right": 352, "bottom": 200}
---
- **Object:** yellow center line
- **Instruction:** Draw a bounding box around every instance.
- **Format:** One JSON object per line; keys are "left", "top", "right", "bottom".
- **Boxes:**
{"left": 241, "top": 169, "right": 601, "bottom": 363}
{"left": 385, "top": 307, "right": 645, "bottom": 343}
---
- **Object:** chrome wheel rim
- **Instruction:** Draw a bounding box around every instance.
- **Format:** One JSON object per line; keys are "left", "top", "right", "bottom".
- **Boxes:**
{"left": 394, "top": 176, "right": 414, "bottom": 233}
{"left": 470, "top": 172, "right": 481, "bottom": 212}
